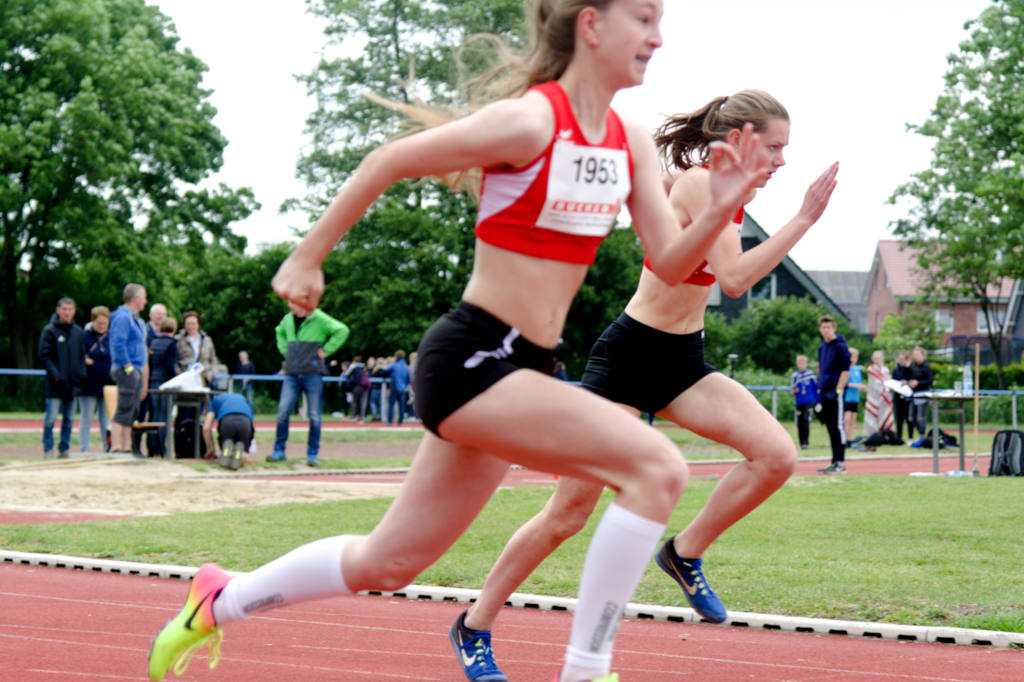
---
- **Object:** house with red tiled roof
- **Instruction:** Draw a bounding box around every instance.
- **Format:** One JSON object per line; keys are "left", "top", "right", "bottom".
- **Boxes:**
{"left": 865, "top": 240, "right": 1018, "bottom": 351}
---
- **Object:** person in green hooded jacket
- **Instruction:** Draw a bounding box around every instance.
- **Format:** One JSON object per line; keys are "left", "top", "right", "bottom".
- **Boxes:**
{"left": 268, "top": 302, "right": 349, "bottom": 466}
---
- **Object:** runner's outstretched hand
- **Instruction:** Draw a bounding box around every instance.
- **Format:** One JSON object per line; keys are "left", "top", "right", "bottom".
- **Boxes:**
{"left": 706, "top": 123, "right": 770, "bottom": 217}
{"left": 796, "top": 162, "right": 839, "bottom": 225}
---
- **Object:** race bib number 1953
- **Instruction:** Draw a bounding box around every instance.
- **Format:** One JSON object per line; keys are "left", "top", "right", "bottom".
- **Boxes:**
{"left": 536, "top": 139, "right": 630, "bottom": 237}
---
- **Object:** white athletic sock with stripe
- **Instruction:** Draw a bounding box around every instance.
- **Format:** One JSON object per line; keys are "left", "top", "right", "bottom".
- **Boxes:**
{"left": 561, "top": 502, "right": 666, "bottom": 682}
{"left": 212, "top": 535, "right": 352, "bottom": 625}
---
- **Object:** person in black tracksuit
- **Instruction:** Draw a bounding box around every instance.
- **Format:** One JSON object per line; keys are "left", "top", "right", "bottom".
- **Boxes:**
{"left": 39, "top": 298, "right": 86, "bottom": 457}
{"left": 816, "top": 315, "right": 851, "bottom": 473}
{"left": 908, "top": 346, "right": 934, "bottom": 438}
{"left": 891, "top": 350, "right": 914, "bottom": 442}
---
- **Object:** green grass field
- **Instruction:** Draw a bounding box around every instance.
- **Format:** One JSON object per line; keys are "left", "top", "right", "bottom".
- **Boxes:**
{"left": 2, "top": 418, "right": 1020, "bottom": 633}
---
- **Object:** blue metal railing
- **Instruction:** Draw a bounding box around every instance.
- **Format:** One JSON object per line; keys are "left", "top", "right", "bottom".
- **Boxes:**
{"left": 3, "top": 369, "right": 1020, "bottom": 429}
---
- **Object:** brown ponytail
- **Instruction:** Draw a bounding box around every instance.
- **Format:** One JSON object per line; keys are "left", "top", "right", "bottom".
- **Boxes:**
{"left": 654, "top": 89, "right": 789, "bottom": 170}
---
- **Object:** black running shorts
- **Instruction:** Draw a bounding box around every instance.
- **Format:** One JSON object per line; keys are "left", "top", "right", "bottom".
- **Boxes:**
{"left": 218, "top": 413, "right": 254, "bottom": 448}
{"left": 580, "top": 312, "right": 717, "bottom": 414}
{"left": 414, "top": 301, "right": 556, "bottom": 437}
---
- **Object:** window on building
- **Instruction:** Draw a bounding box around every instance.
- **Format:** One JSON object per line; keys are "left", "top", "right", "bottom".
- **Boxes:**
{"left": 748, "top": 273, "right": 776, "bottom": 302}
{"left": 935, "top": 308, "right": 953, "bottom": 332}
{"left": 977, "top": 308, "right": 1005, "bottom": 333}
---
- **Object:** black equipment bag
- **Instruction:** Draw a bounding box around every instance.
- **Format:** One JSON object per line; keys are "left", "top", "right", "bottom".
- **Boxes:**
{"left": 174, "top": 407, "right": 208, "bottom": 460}
{"left": 989, "top": 429, "right": 1024, "bottom": 476}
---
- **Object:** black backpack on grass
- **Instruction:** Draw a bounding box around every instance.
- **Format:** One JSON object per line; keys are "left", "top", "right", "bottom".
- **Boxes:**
{"left": 989, "top": 430, "right": 1024, "bottom": 476}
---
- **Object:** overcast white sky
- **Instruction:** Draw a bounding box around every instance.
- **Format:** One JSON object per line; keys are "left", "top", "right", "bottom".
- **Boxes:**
{"left": 153, "top": 0, "right": 991, "bottom": 271}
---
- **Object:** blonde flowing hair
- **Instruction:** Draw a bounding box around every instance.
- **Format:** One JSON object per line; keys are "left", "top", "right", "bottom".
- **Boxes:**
{"left": 366, "top": 0, "right": 614, "bottom": 195}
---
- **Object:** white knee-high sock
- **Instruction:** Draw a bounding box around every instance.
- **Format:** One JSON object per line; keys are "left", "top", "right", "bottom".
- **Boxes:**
{"left": 213, "top": 535, "right": 353, "bottom": 625}
{"left": 562, "top": 502, "right": 665, "bottom": 681}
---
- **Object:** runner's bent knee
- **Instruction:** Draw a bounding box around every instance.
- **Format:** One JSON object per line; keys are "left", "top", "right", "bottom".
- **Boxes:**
{"left": 749, "top": 428, "right": 798, "bottom": 481}
{"left": 626, "top": 440, "right": 688, "bottom": 516}
{"left": 542, "top": 498, "right": 597, "bottom": 541}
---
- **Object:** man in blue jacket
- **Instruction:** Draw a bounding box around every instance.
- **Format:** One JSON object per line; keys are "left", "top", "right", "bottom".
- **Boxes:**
{"left": 109, "top": 283, "right": 149, "bottom": 454}
{"left": 815, "top": 315, "right": 851, "bottom": 474}
{"left": 38, "top": 297, "right": 85, "bottom": 458}
{"left": 386, "top": 350, "right": 410, "bottom": 426}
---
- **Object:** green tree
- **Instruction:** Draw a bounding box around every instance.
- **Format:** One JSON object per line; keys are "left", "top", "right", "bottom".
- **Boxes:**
{"left": 289, "top": 0, "right": 651, "bottom": 360}
{"left": 0, "top": 0, "right": 256, "bottom": 368}
{"left": 872, "top": 307, "right": 944, "bottom": 357}
{"left": 702, "top": 310, "right": 733, "bottom": 371}
{"left": 177, "top": 244, "right": 295, "bottom": 376}
{"left": 729, "top": 296, "right": 837, "bottom": 374}
{"left": 888, "top": 0, "right": 1024, "bottom": 388}
{"left": 562, "top": 228, "right": 645, "bottom": 377}
{"left": 292, "top": 0, "right": 526, "bottom": 216}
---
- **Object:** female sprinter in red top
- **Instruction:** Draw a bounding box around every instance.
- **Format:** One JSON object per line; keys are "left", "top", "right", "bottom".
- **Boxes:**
{"left": 448, "top": 89, "right": 838, "bottom": 681}
{"left": 147, "top": 3, "right": 769, "bottom": 682}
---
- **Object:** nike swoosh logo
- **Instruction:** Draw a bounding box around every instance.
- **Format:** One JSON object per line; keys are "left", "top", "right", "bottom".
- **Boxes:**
{"left": 185, "top": 592, "right": 212, "bottom": 630}
{"left": 460, "top": 646, "right": 476, "bottom": 667}
{"left": 666, "top": 557, "right": 699, "bottom": 596}
{"left": 679, "top": 572, "right": 698, "bottom": 596}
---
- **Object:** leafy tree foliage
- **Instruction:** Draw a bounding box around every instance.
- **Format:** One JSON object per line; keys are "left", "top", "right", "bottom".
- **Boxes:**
{"left": 889, "top": 0, "right": 1024, "bottom": 387}
{"left": 728, "top": 296, "right": 844, "bottom": 374}
{"left": 0, "top": 0, "right": 256, "bottom": 367}
{"left": 872, "top": 307, "right": 944, "bottom": 357}
{"left": 562, "top": 228, "right": 645, "bottom": 377}
{"left": 287, "top": 0, "right": 645, "bottom": 365}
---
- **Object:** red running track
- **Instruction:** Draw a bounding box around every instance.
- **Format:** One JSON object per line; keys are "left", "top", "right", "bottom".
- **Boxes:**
{"left": 4, "top": 563, "right": 1024, "bottom": 681}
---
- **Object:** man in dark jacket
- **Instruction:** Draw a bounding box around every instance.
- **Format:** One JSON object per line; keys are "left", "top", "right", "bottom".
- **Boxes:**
{"left": 815, "top": 315, "right": 850, "bottom": 474}
{"left": 146, "top": 317, "right": 179, "bottom": 456}
{"left": 908, "top": 346, "right": 935, "bottom": 439}
{"left": 38, "top": 297, "right": 86, "bottom": 458}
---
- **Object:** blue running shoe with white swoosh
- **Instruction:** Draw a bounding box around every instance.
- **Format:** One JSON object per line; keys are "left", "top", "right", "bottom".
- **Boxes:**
{"left": 449, "top": 610, "right": 508, "bottom": 682}
{"left": 655, "top": 538, "right": 727, "bottom": 623}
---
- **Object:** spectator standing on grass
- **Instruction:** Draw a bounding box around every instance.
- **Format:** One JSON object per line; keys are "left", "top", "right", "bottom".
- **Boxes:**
{"left": 385, "top": 349, "right": 410, "bottom": 425}
{"left": 109, "top": 284, "right": 149, "bottom": 454}
{"left": 39, "top": 297, "right": 85, "bottom": 459}
{"left": 862, "top": 349, "right": 893, "bottom": 441}
{"left": 235, "top": 350, "right": 257, "bottom": 408}
{"left": 79, "top": 306, "right": 113, "bottom": 453}
{"left": 791, "top": 354, "right": 817, "bottom": 450}
{"left": 843, "top": 347, "right": 865, "bottom": 447}
{"left": 405, "top": 351, "right": 418, "bottom": 422}
{"left": 816, "top": 314, "right": 850, "bottom": 474}
{"left": 344, "top": 356, "right": 370, "bottom": 422}
{"left": 552, "top": 361, "right": 569, "bottom": 381}
{"left": 146, "top": 303, "right": 167, "bottom": 346}
{"left": 908, "top": 346, "right": 934, "bottom": 439}
{"left": 268, "top": 302, "right": 349, "bottom": 466}
{"left": 367, "top": 356, "right": 386, "bottom": 422}
{"left": 146, "top": 317, "right": 179, "bottom": 456}
{"left": 175, "top": 311, "right": 221, "bottom": 387}
{"left": 891, "top": 350, "right": 914, "bottom": 442}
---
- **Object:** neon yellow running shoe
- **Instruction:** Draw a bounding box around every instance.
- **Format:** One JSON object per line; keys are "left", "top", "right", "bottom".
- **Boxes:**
{"left": 148, "top": 562, "right": 231, "bottom": 680}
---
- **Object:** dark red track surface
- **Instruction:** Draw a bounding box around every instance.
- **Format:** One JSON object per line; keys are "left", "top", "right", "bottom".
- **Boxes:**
{"left": 4, "top": 563, "right": 1024, "bottom": 681}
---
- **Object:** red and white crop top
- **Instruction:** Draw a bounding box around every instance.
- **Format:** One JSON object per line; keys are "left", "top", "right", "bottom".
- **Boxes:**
{"left": 642, "top": 206, "right": 744, "bottom": 286}
{"left": 474, "top": 81, "right": 634, "bottom": 265}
